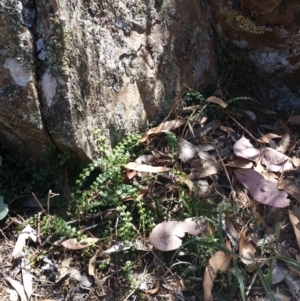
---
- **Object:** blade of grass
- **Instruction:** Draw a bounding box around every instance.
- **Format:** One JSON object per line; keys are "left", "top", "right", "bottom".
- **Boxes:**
{"left": 275, "top": 222, "right": 280, "bottom": 251}
{"left": 261, "top": 236, "right": 267, "bottom": 254}
{"left": 218, "top": 200, "right": 225, "bottom": 243}
{"left": 229, "top": 262, "right": 258, "bottom": 300}
{"left": 277, "top": 256, "right": 300, "bottom": 269}
{"left": 233, "top": 258, "right": 245, "bottom": 301}
{"left": 171, "top": 239, "right": 266, "bottom": 266}
{"left": 267, "top": 263, "right": 273, "bottom": 289}
{"left": 257, "top": 265, "right": 275, "bottom": 301}
{"left": 228, "top": 273, "right": 239, "bottom": 300}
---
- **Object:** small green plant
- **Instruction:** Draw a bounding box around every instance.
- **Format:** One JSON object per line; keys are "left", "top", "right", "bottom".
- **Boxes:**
{"left": 123, "top": 260, "right": 138, "bottom": 288}
{"left": 183, "top": 89, "right": 260, "bottom": 123}
{"left": 184, "top": 91, "right": 206, "bottom": 106}
{"left": 73, "top": 131, "right": 155, "bottom": 240}
{"left": 165, "top": 130, "right": 178, "bottom": 157}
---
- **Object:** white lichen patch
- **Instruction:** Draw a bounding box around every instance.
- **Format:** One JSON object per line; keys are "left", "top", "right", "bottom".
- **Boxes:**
{"left": 40, "top": 72, "right": 57, "bottom": 107}
{"left": 4, "top": 58, "right": 33, "bottom": 86}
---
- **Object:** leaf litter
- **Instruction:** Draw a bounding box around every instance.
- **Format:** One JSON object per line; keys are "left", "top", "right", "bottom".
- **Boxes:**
{"left": 1, "top": 95, "right": 300, "bottom": 301}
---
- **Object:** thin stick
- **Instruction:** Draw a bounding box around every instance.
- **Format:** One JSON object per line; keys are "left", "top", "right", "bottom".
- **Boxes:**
{"left": 37, "top": 212, "right": 41, "bottom": 246}
{"left": 226, "top": 113, "right": 262, "bottom": 144}
{"left": 67, "top": 208, "right": 117, "bottom": 225}
{"left": 31, "top": 192, "right": 46, "bottom": 214}
{"left": 209, "top": 141, "right": 233, "bottom": 190}
{"left": 246, "top": 259, "right": 268, "bottom": 296}
{"left": 47, "top": 190, "right": 51, "bottom": 216}
{"left": 47, "top": 190, "right": 59, "bottom": 215}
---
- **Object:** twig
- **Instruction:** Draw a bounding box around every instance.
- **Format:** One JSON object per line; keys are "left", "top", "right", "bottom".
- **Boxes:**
{"left": 246, "top": 259, "right": 268, "bottom": 296}
{"left": 115, "top": 217, "right": 120, "bottom": 279}
{"left": 208, "top": 141, "right": 234, "bottom": 197}
{"left": 47, "top": 190, "right": 51, "bottom": 216}
{"left": 251, "top": 204, "right": 275, "bottom": 234}
{"left": 31, "top": 192, "right": 46, "bottom": 214}
{"left": 124, "top": 287, "right": 138, "bottom": 301}
{"left": 225, "top": 113, "right": 262, "bottom": 144}
{"left": 0, "top": 228, "right": 8, "bottom": 240}
{"left": 67, "top": 208, "right": 117, "bottom": 225}
{"left": 47, "top": 190, "right": 59, "bottom": 215}
{"left": 41, "top": 219, "right": 110, "bottom": 247}
{"left": 41, "top": 233, "right": 56, "bottom": 247}
{"left": 80, "top": 221, "right": 108, "bottom": 231}
{"left": 147, "top": 145, "right": 173, "bottom": 158}
{"left": 37, "top": 212, "right": 41, "bottom": 246}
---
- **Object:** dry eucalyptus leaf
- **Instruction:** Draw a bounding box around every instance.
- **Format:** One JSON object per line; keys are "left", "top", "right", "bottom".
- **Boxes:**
{"left": 292, "top": 156, "right": 300, "bottom": 167}
{"left": 185, "top": 179, "right": 194, "bottom": 191}
{"left": 278, "top": 182, "right": 300, "bottom": 201}
{"left": 182, "top": 217, "right": 206, "bottom": 235}
{"left": 179, "top": 138, "right": 198, "bottom": 163}
{"left": 253, "top": 160, "right": 278, "bottom": 183}
{"left": 233, "top": 136, "right": 260, "bottom": 161}
{"left": 124, "top": 162, "right": 171, "bottom": 173}
{"left": 271, "top": 262, "right": 289, "bottom": 285}
{"left": 288, "top": 115, "right": 300, "bottom": 125}
{"left": 188, "top": 161, "right": 220, "bottom": 180}
{"left": 12, "top": 225, "right": 37, "bottom": 259}
{"left": 244, "top": 110, "right": 256, "bottom": 121}
{"left": 206, "top": 96, "right": 227, "bottom": 108}
{"left": 9, "top": 290, "right": 19, "bottom": 301}
{"left": 289, "top": 208, "right": 300, "bottom": 249}
{"left": 234, "top": 169, "right": 290, "bottom": 208}
{"left": 149, "top": 218, "right": 206, "bottom": 251}
{"left": 187, "top": 120, "right": 195, "bottom": 138}
{"left": 140, "top": 119, "right": 186, "bottom": 142}
{"left": 224, "top": 216, "right": 239, "bottom": 241}
{"left": 197, "top": 145, "right": 215, "bottom": 152}
{"left": 149, "top": 221, "right": 185, "bottom": 251}
{"left": 203, "top": 251, "right": 232, "bottom": 301}
{"left": 135, "top": 154, "right": 155, "bottom": 164}
{"left": 239, "top": 231, "right": 256, "bottom": 266}
{"left": 262, "top": 147, "right": 293, "bottom": 172}
{"left": 22, "top": 270, "right": 32, "bottom": 301}
{"left": 69, "top": 267, "right": 93, "bottom": 288}
{"left": 276, "top": 133, "right": 290, "bottom": 154}
{"left": 88, "top": 250, "right": 100, "bottom": 276}
{"left": 284, "top": 272, "right": 300, "bottom": 297}
{"left": 260, "top": 132, "right": 282, "bottom": 144}
{"left": 226, "top": 157, "right": 253, "bottom": 169}
{"left": 5, "top": 277, "right": 27, "bottom": 301}
{"left": 58, "top": 256, "right": 72, "bottom": 276}
{"left": 61, "top": 238, "right": 99, "bottom": 250}
{"left": 145, "top": 280, "right": 160, "bottom": 295}
{"left": 197, "top": 151, "right": 216, "bottom": 162}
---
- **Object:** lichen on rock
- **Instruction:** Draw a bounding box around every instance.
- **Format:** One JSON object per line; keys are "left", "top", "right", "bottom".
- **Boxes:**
{"left": 0, "top": 0, "right": 216, "bottom": 161}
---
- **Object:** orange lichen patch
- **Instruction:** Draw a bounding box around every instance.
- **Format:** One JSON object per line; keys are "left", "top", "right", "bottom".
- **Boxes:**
{"left": 235, "top": 15, "right": 266, "bottom": 34}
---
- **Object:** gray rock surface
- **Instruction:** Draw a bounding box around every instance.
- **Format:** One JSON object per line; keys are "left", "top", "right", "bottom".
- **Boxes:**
{"left": 210, "top": 0, "right": 300, "bottom": 110}
{"left": 0, "top": 0, "right": 215, "bottom": 160}
{"left": 2, "top": 0, "right": 299, "bottom": 162}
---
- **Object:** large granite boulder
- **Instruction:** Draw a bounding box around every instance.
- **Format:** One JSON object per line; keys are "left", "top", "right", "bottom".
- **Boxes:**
{"left": 0, "top": 0, "right": 215, "bottom": 160}
{"left": 209, "top": 0, "right": 300, "bottom": 109}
